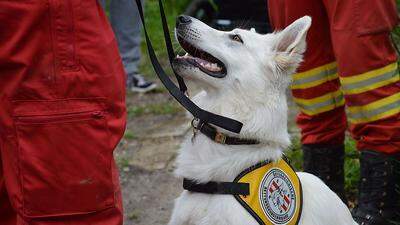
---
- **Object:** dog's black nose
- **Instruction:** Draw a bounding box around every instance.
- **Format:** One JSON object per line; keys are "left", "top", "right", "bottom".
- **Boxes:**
{"left": 176, "top": 15, "right": 192, "bottom": 27}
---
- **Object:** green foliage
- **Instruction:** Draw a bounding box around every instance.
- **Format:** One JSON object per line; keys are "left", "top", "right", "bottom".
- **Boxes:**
{"left": 344, "top": 138, "right": 360, "bottom": 197}
{"left": 286, "top": 137, "right": 303, "bottom": 171}
{"left": 392, "top": 1, "right": 400, "bottom": 51}
{"left": 139, "top": 0, "right": 192, "bottom": 77}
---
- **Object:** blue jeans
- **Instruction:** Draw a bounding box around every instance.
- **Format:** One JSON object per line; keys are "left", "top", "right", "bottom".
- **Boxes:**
{"left": 100, "top": 0, "right": 144, "bottom": 86}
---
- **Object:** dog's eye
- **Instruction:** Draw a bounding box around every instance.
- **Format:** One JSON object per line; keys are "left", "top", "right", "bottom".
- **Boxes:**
{"left": 230, "top": 34, "right": 243, "bottom": 44}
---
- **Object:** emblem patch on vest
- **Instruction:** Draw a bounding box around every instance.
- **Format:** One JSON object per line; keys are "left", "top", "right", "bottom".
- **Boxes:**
{"left": 259, "top": 168, "right": 296, "bottom": 224}
{"left": 234, "top": 158, "right": 302, "bottom": 225}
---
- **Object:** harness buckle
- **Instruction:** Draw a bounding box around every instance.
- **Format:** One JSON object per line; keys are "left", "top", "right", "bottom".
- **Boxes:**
{"left": 215, "top": 132, "right": 226, "bottom": 144}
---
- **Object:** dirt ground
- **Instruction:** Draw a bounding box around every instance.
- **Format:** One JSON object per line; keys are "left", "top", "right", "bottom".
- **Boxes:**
{"left": 115, "top": 82, "right": 189, "bottom": 225}
{"left": 115, "top": 81, "right": 299, "bottom": 225}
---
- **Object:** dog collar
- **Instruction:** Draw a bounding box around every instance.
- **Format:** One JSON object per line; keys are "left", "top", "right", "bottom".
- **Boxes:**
{"left": 192, "top": 119, "right": 260, "bottom": 145}
{"left": 183, "top": 157, "right": 303, "bottom": 225}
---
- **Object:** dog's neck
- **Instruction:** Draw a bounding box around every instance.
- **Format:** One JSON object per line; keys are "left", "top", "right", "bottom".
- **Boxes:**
{"left": 190, "top": 89, "right": 291, "bottom": 146}
{"left": 174, "top": 90, "right": 290, "bottom": 183}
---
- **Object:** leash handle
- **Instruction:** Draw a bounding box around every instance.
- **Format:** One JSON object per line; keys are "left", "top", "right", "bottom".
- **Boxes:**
{"left": 133, "top": 0, "right": 243, "bottom": 133}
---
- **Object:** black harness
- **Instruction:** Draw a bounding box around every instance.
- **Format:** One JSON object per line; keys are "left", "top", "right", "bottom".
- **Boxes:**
{"left": 183, "top": 178, "right": 250, "bottom": 196}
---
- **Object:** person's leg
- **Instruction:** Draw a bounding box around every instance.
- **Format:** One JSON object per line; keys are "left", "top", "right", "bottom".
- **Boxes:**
{"left": 98, "top": 0, "right": 106, "bottom": 9}
{"left": 324, "top": 0, "right": 400, "bottom": 224}
{"left": 109, "top": 0, "right": 156, "bottom": 92}
{"left": 0, "top": 1, "right": 125, "bottom": 224}
{"left": 268, "top": 0, "right": 347, "bottom": 201}
{"left": 109, "top": 0, "right": 141, "bottom": 78}
{"left": 0, "top": 152, "right": 17, "bottom": 225}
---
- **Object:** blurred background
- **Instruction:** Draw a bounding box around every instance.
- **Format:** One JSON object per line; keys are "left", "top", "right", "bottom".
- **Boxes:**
{"left": 103, "top": 0, "right": 400, "bottom": 224}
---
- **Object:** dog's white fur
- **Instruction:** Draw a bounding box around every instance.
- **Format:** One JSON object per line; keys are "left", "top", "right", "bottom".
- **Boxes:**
{"left": 169, "top": 16, "right": 357, "bottom": 225}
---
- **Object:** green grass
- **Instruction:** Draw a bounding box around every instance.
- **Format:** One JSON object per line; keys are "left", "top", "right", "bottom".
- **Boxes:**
{"left": 117, "top": 156, "right": 131, "bottom": 169}
{"left": 127, "top": 102, "right": 181, "bottom": 118}
{"left": 139, "top": 0, "right": 191, "bottom": 77}
{"left": 343, "top": 138, "right": 360, "bottom": 197}
{"left": 123, "top": 130, "right": 136, "bottom": 140}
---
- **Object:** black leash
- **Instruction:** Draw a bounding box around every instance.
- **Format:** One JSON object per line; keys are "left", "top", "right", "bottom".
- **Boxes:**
{"left": 134, "top": 0, "right": 243, "bottom": 134}
{"left": 158, "top": 0, "right": 187, "bottom": 93}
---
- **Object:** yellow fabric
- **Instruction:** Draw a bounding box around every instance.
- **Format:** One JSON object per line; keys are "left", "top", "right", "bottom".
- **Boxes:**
{"left": 292, "top": 62, "right": 338, "bottom": 89}
{"left": 340, "top": 63, "right": 397, "bottom": 85}
{"left": 293, "top": 90, "right": 345, "bottom": 116}
{"left": 299, "top": 99, "right": 345, "bottom": 116}
{"left": 342, "top": 75, "right": 399, "bottom": 95}
{"left": 348, "top": 92, "right": 400, "bottom": 123}
{"left": 293, "top": 90, "right": 341, "bottom": 105}
{"left": 234, "top": 159, "right": 302, "bottom": 225}
{"left": 293, "top": 62, "right": 337, "bottom": 80}
{"left": 340, "top": 63, "right": 399, "bottom": 95}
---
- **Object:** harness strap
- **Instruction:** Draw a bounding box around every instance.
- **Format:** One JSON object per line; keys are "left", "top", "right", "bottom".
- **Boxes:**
{"left": 183, "top": 179, "right": 250, "bottom": 195}
{"left": 199, "top": 123, "right": 260, "bottom": 145}
{"left": 134, "top": 0, "right": 243, "bottom": 134}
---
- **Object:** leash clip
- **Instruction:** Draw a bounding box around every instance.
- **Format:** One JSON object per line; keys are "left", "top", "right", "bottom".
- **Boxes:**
{"left": 184, "top": 90, "right": 190, "bottom": 98}
{"left": 191, "top": 118, "right": 203, "bottom": 143}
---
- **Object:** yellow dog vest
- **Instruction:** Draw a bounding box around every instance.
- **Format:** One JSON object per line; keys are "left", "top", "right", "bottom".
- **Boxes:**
{"left": 233, "top": 158, "right": 302, "bottom": 225}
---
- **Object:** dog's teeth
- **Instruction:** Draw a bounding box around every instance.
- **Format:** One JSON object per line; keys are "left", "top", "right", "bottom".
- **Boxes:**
{"left": 185, "top": 53, "right": 189, "bottom": 56}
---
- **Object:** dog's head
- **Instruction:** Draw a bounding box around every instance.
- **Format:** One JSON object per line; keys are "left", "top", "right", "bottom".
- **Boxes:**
{"left": 173, "top": 15, "right": 311, "bottom": 146}
{"left": 174, "top": 15, "right": 311, "bottom": 93}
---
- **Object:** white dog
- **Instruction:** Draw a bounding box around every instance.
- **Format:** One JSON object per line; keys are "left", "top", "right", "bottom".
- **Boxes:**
{"left": 169, "top": 15, "right": 357, "bottom": 225}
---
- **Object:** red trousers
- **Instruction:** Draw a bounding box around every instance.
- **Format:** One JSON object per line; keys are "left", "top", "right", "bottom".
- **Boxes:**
{"left": 269, "top": 0, "right": 400, "bottom": 153}
{"left": 0, "top": 1, "right": 126, "bottom": 224}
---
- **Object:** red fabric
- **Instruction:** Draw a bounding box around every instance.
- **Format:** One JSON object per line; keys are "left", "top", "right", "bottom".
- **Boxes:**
{"left": 291, "top": 78, "right": 341, "bottom": 100}
{"left": 269, "top": 0, "right": 400, "bottom": 153}
{"left": 351, "top": 113, "right": 400, "bottom": 154}
{"left": 0, "top": 1, "right": 126, "bottom": 224}
{"left": 296, "top": 107, "right": 347, "bottom": 145}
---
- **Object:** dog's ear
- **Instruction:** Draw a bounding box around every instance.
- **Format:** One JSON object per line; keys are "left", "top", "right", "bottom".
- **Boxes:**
{"left": 273, "top": 16, "right": 312, "bottom": 71}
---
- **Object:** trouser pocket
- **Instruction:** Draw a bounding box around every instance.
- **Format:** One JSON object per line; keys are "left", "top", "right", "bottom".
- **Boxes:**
{"left": 13, "top": 99, "right": 115, "bottom": 218}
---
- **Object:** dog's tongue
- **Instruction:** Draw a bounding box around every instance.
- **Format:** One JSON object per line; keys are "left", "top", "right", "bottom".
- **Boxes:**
{"left": 177, "top": 53, "right": 222, "bottom": 72}
{"left": 193, "top": 57, "right": 222, "bottom": 72}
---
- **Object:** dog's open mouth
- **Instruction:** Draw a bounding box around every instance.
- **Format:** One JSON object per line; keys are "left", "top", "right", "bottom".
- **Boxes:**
{"left": 175, "top": 36, "right": 227, "bottom": 78}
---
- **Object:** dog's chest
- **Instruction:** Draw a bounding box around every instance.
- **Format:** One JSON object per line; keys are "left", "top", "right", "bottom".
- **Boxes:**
{"left": 183, "top": 194, "right": 260, "bottom": 225}
{"left": 178, "top": 158, "right": 303, "bottom": 225}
